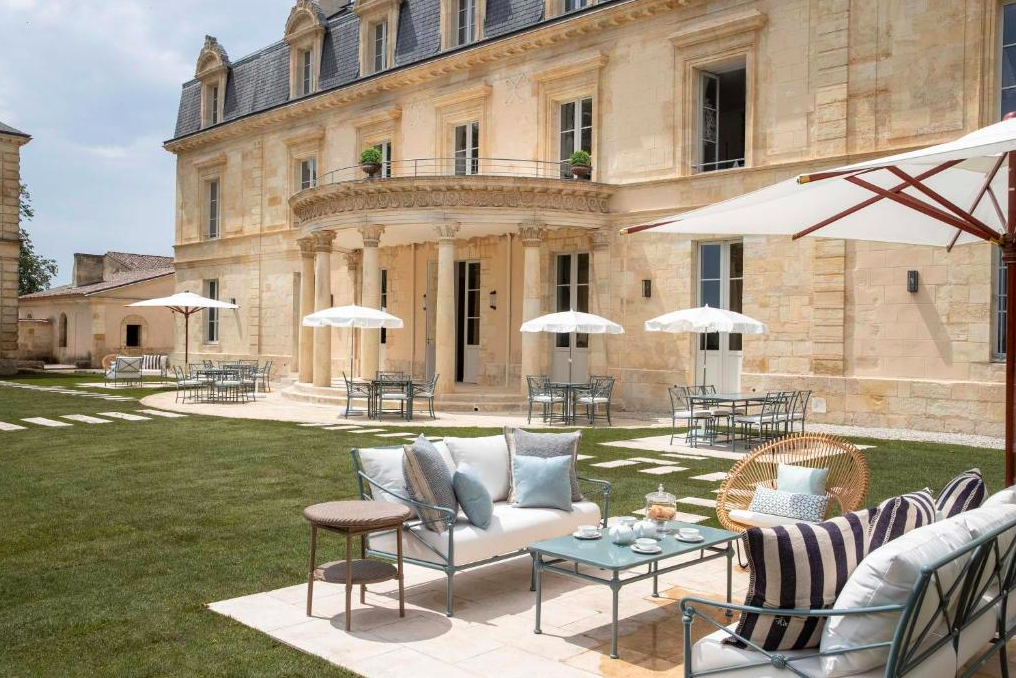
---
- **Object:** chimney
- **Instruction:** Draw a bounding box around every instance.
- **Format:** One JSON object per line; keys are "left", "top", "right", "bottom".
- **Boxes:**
{"left": 72, "top": 254, "right": 105, "bottom": 287}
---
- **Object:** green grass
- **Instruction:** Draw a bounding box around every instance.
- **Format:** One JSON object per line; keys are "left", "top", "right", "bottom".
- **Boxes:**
{"left": 0, "top": 373, "right": 1005, "bottom": 676}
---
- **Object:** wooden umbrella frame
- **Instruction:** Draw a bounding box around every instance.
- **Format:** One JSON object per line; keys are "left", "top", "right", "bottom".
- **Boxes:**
{"left": 166, "top": 305, "right": 202, "bottom": 365}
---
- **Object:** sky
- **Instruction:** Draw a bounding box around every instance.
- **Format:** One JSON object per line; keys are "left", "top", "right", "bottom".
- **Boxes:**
{"left": 0, "top": 0, "right": 292, "bottom": 285}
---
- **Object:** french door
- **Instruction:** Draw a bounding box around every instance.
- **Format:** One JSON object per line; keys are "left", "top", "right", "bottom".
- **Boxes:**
{"left": 551, "top": 252, "right": 590, "bottom": 383}
{"left": 455, "top": 260, "right": 480, "bottom": 383}
{"left": 696, "top": 240, "right": 743, "bottom": 392}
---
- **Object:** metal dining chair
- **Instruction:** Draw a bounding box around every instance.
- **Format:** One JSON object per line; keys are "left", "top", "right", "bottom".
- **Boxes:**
{"left": 411, "top": 374, "right": 439, "bottom": 419}
{"left": 791, "top": 390, "right": 812, "bottom": 432}
{"left": 342, "top": 372, "right": 372, "bottom": 417}
{"left": 576, "top": 376, "right": 615, "bottom": 426}
{"left": 732, "top": 391, "right": 788, "bottom": 451}
{"left": 668, "top": 386, "right": 715, "bottom": 445}
{"left": 526, "top": 375, "right": 565, "bottom": 424}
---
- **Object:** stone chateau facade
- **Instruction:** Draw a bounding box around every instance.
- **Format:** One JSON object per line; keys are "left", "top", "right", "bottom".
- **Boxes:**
{"left": 168, "top": 0, "right": 1014, "bottom": 436}
{"left": 0, "top": 121, "right": 29, "bottom": 376}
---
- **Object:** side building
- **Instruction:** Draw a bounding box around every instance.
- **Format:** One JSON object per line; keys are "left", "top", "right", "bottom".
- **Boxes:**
{"left": 18, "top": 252, "right": 175, "bottom": 367}
{"left": 168, "top": 0, "right": 1013, "bottom": 436}
{"left": 0, "top": 121, "right": 29, "bottom": 376}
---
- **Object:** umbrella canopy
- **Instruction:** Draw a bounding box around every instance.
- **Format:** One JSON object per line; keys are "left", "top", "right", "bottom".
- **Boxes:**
{"left": 623, "top": 116, "right": 1016, "bottom": 484}
{"left": 128, "top": 291, "right": 238, "bottom": 364}
{"left": 519, "top": 310, "right": 624, "bottom": 335}
{"left": 644, "top": 305, "right": 767, "bottom": 335}
{"left": 302, "top": 305, "right": 404, "bottom": 329}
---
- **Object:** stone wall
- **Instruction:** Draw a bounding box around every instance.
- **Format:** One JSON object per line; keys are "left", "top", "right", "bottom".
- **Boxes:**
{"left": 0, "top": 132, "right": 27, "bottom": 375}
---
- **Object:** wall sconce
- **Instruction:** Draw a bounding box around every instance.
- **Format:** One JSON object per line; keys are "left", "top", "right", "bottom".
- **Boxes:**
{"left": 422, "top": 294, "right": 427, "bottom": 311}
{"left": 229, "top": 298, "right": 237, "bottom": 306}
{"left": 642, "top": 279, "right": 652, "bottom": 298}
{"left": 489, "top": 290, "right": 497, "bottom": 310}
{"left": 907, "top": 270, "right": 919, "bottom": 293}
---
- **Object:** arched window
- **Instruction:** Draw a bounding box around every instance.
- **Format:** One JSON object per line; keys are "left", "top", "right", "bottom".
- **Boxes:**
{"left": 58, "top": 313, "right": 68, "bottom": 348}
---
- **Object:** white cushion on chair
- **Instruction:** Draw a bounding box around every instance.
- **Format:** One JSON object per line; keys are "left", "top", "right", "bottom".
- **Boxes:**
{"left": 728, "top": 508, "right": 810, "bottom": 529}
{"left": 369, "top": 500, "right": 601, "bottom": 566}
{"left": 445, "top": 435, "right": 511, "bottom": 502}
{"left": 358, "top": 444, "right": 455, "bottom": 507}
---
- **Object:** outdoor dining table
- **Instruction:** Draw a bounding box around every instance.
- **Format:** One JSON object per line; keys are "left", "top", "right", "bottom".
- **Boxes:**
{"left": 548, "top": 381, "right": 591, "bottom": 425}
{"left": 367, "top": 378, "right": 420, "bottom": 421}
{"left": 687, "top": 391, "right": 768, "bottom": 449}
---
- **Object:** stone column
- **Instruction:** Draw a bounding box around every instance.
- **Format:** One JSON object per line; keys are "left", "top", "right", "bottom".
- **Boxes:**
{"left": 340, "top": 250, "right": 360, "bottom": 377}
{"left": 297, "top": 237, "right": 316, "bottom": 383}
{"left": 519, "top": 221, "right": 547, "bottom": 392}
{"left": 587, "top": 227, "right": 612, "bottom": 377}
{"left": 312, "top": 230, "right": 336, "bottom": 387}
{"left": 434, "top": 222, "right": 460, "bottom": 394}
{"left": 359, "top": 226, "right": 385, "bottom": 380}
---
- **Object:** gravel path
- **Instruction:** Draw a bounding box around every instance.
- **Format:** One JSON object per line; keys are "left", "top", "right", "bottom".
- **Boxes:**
{"left": 807, "top": 423, "right": 1004, "bottom": 450}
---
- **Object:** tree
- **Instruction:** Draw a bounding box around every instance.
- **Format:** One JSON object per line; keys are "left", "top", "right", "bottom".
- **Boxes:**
{"left": 17, "top": 183, "right": 57, "bottom": 295}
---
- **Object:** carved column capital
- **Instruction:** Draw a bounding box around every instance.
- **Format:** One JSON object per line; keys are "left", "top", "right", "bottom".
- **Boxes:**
{"left": 518, "top": 220, "right": 547, "bottom": 247}
{"left": 297, "top": 236, "right": 316, "bottom": 258}
{"left": 587, "top": 227, "right": 611, "bottom": 251}
{"left": 342, "top": 250, "right": 362, "bottom": 269}
{"left": 311, "top": 230, "right": 336, "bottom": 253}
{"left": 434, "top": 222, "right": 461, "bottom": 242}
{"left": 358, "top": 225, "right": 385, "bottom": 247}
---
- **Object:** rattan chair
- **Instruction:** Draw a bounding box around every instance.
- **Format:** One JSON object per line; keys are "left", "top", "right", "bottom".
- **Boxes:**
{"left": 715, "top": 433, "right": 870, "bottom": 535}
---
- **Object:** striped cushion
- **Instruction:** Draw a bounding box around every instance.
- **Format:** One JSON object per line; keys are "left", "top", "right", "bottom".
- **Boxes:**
{"left": 868, "top": 489, "right": 935, "bottom": 550}
{"left": 402, "top": 436, "right": 458, "bottom": 533}
{"left": 936, "top": 468, "right": 987, "bottom": 518}
{"left": 141, "top": 354, "right": 165, "bottom": 370}
{"left": 729, "top": 509, "right": 873, "bottom": 651}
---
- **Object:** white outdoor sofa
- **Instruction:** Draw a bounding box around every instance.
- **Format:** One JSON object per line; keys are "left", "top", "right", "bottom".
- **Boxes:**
{"left": 140, "top": 354, "right": 168, "bottom": 379}
{"left": 680, "top": 496, "right": 1016, "bottom": 678}
{"left": 352, "top": 436, "right": 611, "bottom": 617}
{"left": 104, "top": 356, "right": 143, "bottom": 385}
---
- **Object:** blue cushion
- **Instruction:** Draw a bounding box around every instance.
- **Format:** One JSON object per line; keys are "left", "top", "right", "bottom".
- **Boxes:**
{"left": 453, "top": 463, "right": 493, "bottom": 529}
{"left": 748, "top": 486, "right": 829, "bottom": 523}
{"left": 511, "top": 454, "right": 573, "bottom": 511}
{"left": 777, "top": 463, "right": 829, "bottom": 496}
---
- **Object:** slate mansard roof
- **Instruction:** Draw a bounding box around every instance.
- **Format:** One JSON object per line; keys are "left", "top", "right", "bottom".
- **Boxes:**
{"left": 172, "top": 0, "right": 553, "bottom": 141}
{"left": 0, "top": 120, "right": 30, "bottom": 138}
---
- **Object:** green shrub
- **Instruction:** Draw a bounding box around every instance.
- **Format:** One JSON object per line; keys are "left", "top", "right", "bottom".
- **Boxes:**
{"left": 359, "top": 147, "right": 383, "bottom": 164}
{"left": 569, "top": 150, "right": 592, "bottom": 166}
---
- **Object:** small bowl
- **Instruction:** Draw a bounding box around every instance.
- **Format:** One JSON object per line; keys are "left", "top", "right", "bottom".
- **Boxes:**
{"left": 635, "top": 538, "right": 658, "bottom": 549}
{"left": 678, "top": 528, "right": 701, "bottom": 540}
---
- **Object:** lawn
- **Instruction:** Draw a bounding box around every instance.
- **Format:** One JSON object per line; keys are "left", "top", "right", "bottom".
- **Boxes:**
{"left": 0, "top": 373, "right": 1005, "bottom": 677}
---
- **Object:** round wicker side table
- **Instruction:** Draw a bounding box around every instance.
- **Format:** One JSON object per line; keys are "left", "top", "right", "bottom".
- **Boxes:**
{"left": 303, "top": 500, "right": 411, "bottom": 631}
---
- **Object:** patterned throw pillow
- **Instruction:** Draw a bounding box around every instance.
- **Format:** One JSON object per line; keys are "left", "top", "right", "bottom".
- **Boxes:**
{"left": 504, "top": 428, "right": 583, "bottom": 502}
{"left": 749, "top": 486, "right": 830, "bottom": 523}
{"left": 936, "top": 468, "right": 987, "bottom": 518}
{"left": 728, "top": 509, "right": 874, "bottom": 651}
{"left": 403, "top": 436, "right": 459, "bottom": 533}
{"left": 868, "top": 489, "right": 935, "bottom": 550}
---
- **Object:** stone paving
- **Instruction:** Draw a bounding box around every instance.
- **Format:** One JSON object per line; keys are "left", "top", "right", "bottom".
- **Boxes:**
{"left": 0, "top": 380, "right": 135, "bottom": 401}
{"left": 0, "top": 409, "right": 187, "bottom": 432}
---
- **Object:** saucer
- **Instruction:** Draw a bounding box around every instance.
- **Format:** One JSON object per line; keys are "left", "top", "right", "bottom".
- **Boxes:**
{"left": 631, "top": 544, "right": 663, "bottom": 555}
{"left": 573, "top": 530, "right": 602, "bottom": 540}
{"left": 675, "top": 533, "right": 705, "bottom": 543}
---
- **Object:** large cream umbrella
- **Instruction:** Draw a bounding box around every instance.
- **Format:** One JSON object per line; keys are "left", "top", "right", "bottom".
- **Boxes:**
{"left": 520, "top": 309, "right": 623, "bottom": 383}
{"left": 302, "top": 304, "right": 404, "bottom": 377}
{"left": 623, "top": 115, "right": 1016, "bottom": 483}
{"left": 128, "top": 291, "right": 238, "bottom": 364}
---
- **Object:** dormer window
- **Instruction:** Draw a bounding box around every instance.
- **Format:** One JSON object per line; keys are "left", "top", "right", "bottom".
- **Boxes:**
{"left": 564, "top": 0, "right": 588, "bottom": 10}
{"left": 440, "top": 0, "right": 483, "bottom": 50}
{"left": 285, "top": 0, "right": 326, "bottom": 99}
{"left": 300, "top": 49, "right": 314, "bottom": 95}
{"left": 195, "top": 35, "right": 229, "bottom": 129}
{"left": 355, "top": 0, "right": 399, "bottom": 76}
{"left": 208, "top": 85, "right": 220, "bottom": 125}
{"left": 372, "top": 21, "right": 389, "bottom": 72}
{"left": 456, "top": 0, "right": 476, "bottom": 45}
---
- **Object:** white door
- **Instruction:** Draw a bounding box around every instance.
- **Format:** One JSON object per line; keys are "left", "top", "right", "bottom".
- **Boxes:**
{"left": 695, "top": 241, "right": 744, "bottom": 392}
{"left": 456, "top": 260, "right": 480, "bottom": 383}
{"left": 425, "top": 262, "right": 437, "bottom": 379}
{"left": 551, "top": 252, "right": 590, "bottom": 383}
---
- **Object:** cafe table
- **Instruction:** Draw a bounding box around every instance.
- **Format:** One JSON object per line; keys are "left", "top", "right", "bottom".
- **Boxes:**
{"left": 687, "top": 391, "right": 767, "bottom": 449}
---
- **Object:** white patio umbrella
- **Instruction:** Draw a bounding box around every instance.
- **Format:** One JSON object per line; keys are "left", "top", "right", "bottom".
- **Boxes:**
{"left": 644, "top": 305, "right": 767, "bottom": 387}
{"left": 622, "top": 114, "right": 1016, "bottom": 483}
{"left": 520, "top": 309, "right": 623, "bottom": 382}
{"left": 302, "top": 304, "right": 404, "bottom": 377}
{"left": 128, "top": 291, "right": 238, "bottom": 364}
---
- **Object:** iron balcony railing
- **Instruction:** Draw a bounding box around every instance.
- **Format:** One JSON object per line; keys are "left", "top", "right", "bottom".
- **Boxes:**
{"left": 317, "top": 157, "right": 588, "bottom": 186}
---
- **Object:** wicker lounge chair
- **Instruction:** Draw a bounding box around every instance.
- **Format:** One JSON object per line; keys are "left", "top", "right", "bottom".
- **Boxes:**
{"left": 715, "top": 433, "right": 870, "bottom": 535}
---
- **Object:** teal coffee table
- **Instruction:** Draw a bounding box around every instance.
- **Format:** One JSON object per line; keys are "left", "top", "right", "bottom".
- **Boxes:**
{"left": 528, "top": 523, "right": 739, "bottom": 659}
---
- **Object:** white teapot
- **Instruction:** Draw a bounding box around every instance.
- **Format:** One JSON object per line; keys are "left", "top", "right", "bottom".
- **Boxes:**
{"left": 634, "top": 519, "right": 659, "bottom": 540}
{"left": 608, "top": 516, "right": 637, "bottom": 545}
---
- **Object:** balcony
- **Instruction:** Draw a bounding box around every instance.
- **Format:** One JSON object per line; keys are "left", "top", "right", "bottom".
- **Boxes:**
{"left": 290, "top": 157, "right": 615, "bottom": 249}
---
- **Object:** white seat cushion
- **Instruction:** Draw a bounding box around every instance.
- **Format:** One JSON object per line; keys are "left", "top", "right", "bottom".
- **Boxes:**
{"left": 445, "top": 435, "right": 511, "bottom": 503}
{"left": 369, "top": 500, "right": 601, "bottom": 566}
{"left": 576, "top": 396, "right": 609, "bottom": 404}
{"left": 358, "top": 443, "right": 455, "bottom": 507}
{"left": 673, "top": 410, "right": 713, "bottom": 419}
{"left": 692, "top": 625, "right": 955, "bottom": 678}
{"left": 728, "top": 508, "right": 810, "bottom": 529}
{"left": 532, "top": 395, "right": 562, "bottom": 403}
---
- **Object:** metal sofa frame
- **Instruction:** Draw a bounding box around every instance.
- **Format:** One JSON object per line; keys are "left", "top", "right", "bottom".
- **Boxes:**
{"left": 351, "top": 447, "right": 611, "bottom": 617}
{"left": 680, "top": 512, "right": 1016, "bottom": 678}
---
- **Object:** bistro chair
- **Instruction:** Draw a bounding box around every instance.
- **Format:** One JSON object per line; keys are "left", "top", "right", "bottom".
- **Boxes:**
{"left": 790, "top": 389, "right": 812, "bottom": 432}
{"left": 731, "top": 391, "right": 790, "bottom": 451}
{"left": 212, "top": 367, "right": 247, "bottom": 403}
{"left": 172, "top": 365, "right": 202, "bottom": 403}
{"left": 377, "top": 378, "right": 410, "bottom": 420}
{"left": 526, "top": 375, "right": 565, "bottom": 424}
{"left": 411, "top": 374, "right": 439, "bottom": 419}
{"left": 376, "top": 371, "right": 405, "bottom": 381}
{"left": 257, "top": 360, "right": 273, "bottom": 392}
{"left": 668, "top": 386, "right": 715, "bottom": 445}
{"left": 342, "top": 372, "right": 372, "bottom": 417}
{"left": 576, "top": 376, "right": 615, "bottom": 426}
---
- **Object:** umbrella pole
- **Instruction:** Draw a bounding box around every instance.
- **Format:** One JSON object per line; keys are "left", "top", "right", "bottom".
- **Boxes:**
{"left": 184, "top": 311, "right": 190, "bottom": 365}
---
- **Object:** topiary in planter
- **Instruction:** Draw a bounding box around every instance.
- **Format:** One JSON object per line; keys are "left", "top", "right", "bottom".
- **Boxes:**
{"left": 360, "top": 147, "right": 383, "bottom": 178}
{"left": 568, "top": 150, "right": 592, "bottom": 180}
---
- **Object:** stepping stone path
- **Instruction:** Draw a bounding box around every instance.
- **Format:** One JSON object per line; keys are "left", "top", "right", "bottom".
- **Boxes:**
{"left": 575, "top": 454, "right": 593, "bottom": 461}
{"left": 61, "top": 415, "right": 112, "bottom": 424}
{"left": 298, "top": 423, "right": 332, "bottom": 427}
{"left": 98, "top": 412, "right": 150, "bottom": 421}
{"left": 0, "top": 380, "right": 137, "bottom": 401}
{"left": 0, "top": 422, "right": 26, "bottom": 431}
{"left": 376, "top": 432, "right": 417, "bottom": 438}
{"left": 353, "top": 428, "right": 387, "bottom": 434}
{"left": 22, "top": 417, "right": 72, "bottom": 427}
{"left": 690, "top": 472, "right": 728, "bottom": 482}
{"left": 626, "top": 457, "right": 681, "bottom": 465}
{"left": 678, "top": 496, "right": 717, "bottom": 509}
{"left": 137, "top": 410, "right": 187, "bottom": 418}
{"left": 661, "top": 452, "right": 707, "bottom": 461}
{"left": 591, "top": 459, "right": 640, "bottom": 469}
{"left": 638, "top": 466, "right": 687, "bottom": 475}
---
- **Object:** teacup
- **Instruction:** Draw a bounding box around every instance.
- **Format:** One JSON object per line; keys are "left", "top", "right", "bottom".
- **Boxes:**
{"left": 635, "top": 537, "right": 658, "bottom": 550}
{"left": 577, "top": 524, "right": 599, "bottom": 537}
{"left": 679, "top": 527, "right": 701, "bottom": 540}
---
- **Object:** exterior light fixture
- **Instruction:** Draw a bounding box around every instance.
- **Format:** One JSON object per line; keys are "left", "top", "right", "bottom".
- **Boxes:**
{"left": 489, "top": 290, "right": 497, "bottom": 310}
{"left": 907, "top": 270, "right": 919, "bottom": 293}
{"left": 642, "top": 279, "right": 652, "bottom": 298}
{"left": 422, "top": 294, "right": 427, "bottom": 311}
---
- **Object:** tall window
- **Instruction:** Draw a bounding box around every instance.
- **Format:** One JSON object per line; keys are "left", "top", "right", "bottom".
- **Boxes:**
{"left": 454, "top": 122, "right": 479, "bottom": 175}
{"left": 58, "top": 313, "right": 68, "bottom": 349}
{"left": 209, "top": 85, "right": 219, "bottom": 125}
{"left": 301, "top": 49, "right": 313, "bottom": 95}
{"left": 380, "top": 268, "right": 389, "bottom": 345}
{"left": 372, "top": 21, "right": 388, "bottom": 73}
{"left": 554, "top": 253, "right": 590, "bottom": 349}
{"left": 697, "top": 64, "right": 746, "bottom": 172}
{"left": 698, "top": 241, "right": 743, "bottom": 351}
{"left": 373, "top": 140, "right": 392, "bottom": 178}
{"left": 207, "top": 179, "right": 220, "bottom": 239}
{"left": 996, "top": 246, "right": 1008, "bottom": 360}
{"left": 1003, "top": 3, "right": 1016, "bottom": 117}
{"left": 456, "top": 0, "right": 476, "bottom": 46}
{"left": 205, "top": 279, "right": 220, "bottom": 343}
{"left": 564, "top": 0, "right": 588, "bottom": 11}
{"left": 560, "top": 97, "right": 593, "bottom": 178}
{"left": 299, "top": 158, "right": 317, "bottom": 190}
